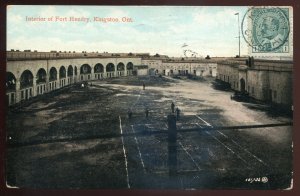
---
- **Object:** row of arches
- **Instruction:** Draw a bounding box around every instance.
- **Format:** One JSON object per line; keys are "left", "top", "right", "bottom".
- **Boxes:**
{"left": 94, "top": 62, "right": 133, "bottom": 72}
{"left": 6, "top": 62, "right": 134, "bottom": 90}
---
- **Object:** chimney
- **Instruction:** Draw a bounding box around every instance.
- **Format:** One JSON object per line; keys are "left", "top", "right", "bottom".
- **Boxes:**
{"left": 247, "top": 56, "right": 254, "bottom": 67}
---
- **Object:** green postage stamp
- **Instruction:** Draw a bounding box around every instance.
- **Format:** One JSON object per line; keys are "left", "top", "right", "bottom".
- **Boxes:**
{"left": 242, "top": 6, "right": 293, "bottom": 58}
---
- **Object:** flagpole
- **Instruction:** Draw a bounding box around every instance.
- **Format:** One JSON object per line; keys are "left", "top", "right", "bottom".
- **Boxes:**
{"left": 235, "top": 13, "right": 240, "bottom": 57}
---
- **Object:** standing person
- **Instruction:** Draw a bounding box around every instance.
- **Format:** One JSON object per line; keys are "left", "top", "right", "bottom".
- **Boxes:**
{"left": 128, "top": 109, "right": 132, "bottom": 119}
{"left": 175, "top": 107, "right": 180, "bottom": 120}
{"left": 171, "top": 102, "right": 175, "bottom": 113}
{"left": 145, "top": 107, "right": 149, "bottom": 118}
{"left": 143, "top": 82, "right": 145, "bottom": 90}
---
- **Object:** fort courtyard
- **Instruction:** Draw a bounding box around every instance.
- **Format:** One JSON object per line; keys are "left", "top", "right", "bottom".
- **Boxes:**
{"left": 6, "top": 75, "right": 292, "bottom": 189}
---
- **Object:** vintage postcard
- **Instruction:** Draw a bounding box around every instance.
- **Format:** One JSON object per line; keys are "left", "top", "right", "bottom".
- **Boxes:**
{"left": 5, "top": 5, "right": 293, "bottom": 190}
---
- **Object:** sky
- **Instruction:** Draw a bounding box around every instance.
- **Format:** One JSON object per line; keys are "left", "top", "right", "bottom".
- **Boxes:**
{"left": 7, "top": 5, "right": 248, "bottom": 57}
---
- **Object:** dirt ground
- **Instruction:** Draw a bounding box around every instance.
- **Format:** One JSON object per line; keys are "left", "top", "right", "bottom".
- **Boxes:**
{"left": 6, "top": 76, "right": 293, "bottom": 189}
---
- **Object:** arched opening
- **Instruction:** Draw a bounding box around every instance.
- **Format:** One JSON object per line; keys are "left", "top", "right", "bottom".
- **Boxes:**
{"left": 80, "top": 64, "right": 92, "bottom": 81}
{"left": 6, "top": 72, "right": 16, "bottom": 91}
{"left": 36, "top": 68, "right": 47, "bottom": 95}
{"left": 240, "top": 78, "right": 246, "bottom": 93}
{"left": 67, "top": 65, "right": 73, "bottom": 77}
{"left": 106, "top": 63, "right": 115, "bottom": 78}
{"left": 6, "top": 72, "right": 17, "bottom": 105}
{"left": 106, "top": 63, "right": 115, "bottom": 72}
{"left": 126, "top": 62, "right": 133, "bottom": 76}
{"left": 80, "top": 64, "right": 91, "bottom": 74}
{"left": 94, "top": 63, "right": 104, "bottom": 79}
{"left": 49, "top": 67, "right": 58, "bottom": 91}
{"left": 67, "top": 65, "right": 74, "bottom": 84}
{"left": 49, "top": 67, "right": 57, "bottom": 81}
{"left": 36, "top": 68, "right": 47, "bottom": 84}
{"left": 117, "top": 63, "right": 125, "bottom": 71}
{"left": 59, "top": 66, "right": 67, "bottom": 87}
{"left": 126, "top": 62, "right": 133, "bottom": 70}
{"left": 94, "top": 63, "right": 104, "bottom": 73}
{"left": 117, "top": 63, "right": 125, "bottom": 76}
{"left": 59, "top": 66, "right": 66, "bottom": 78}
{"left": 20, "top": 70, "right": 33, "bottom": 89}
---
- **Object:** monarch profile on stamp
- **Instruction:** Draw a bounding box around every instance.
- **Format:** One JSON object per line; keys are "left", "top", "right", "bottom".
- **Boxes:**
{"left": 259, "top": 16, "right": 285, "bottom": 50}
{"left": 242, "top": 7, "right": 291, "bottom": 54}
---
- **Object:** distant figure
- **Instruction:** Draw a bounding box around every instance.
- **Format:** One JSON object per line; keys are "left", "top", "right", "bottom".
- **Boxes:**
{"left": 176, "top": 107, "right": 180, "bottom": 120}
{"left": 145, "top": 108, "right": 149, "bottom": 118}
{"left": 171, "top": 102, "right": 175, "bottom": 113}
{"left": 81, "top": 83, "right": 84, "bottom": 88}
{"left": 128, "top": 109, "right": 132, "bottom": 119}
{"left": 143, "top": 82, "right": 145, "bottom": 90}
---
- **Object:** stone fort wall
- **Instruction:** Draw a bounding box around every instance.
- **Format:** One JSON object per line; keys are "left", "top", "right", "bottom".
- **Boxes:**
{"left": 217, "top": 59, "right": 293, "bottom": 107}
{"left": 6, "top": 57, "right": 142, "bottom": 105}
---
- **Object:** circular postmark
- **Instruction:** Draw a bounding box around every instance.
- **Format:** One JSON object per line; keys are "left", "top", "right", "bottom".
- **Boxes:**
{"left": 261, "top": 177, "right": 269, "bottom": 183}
{"left": 241, "top": 7, "right": 290, "bottom": 52}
